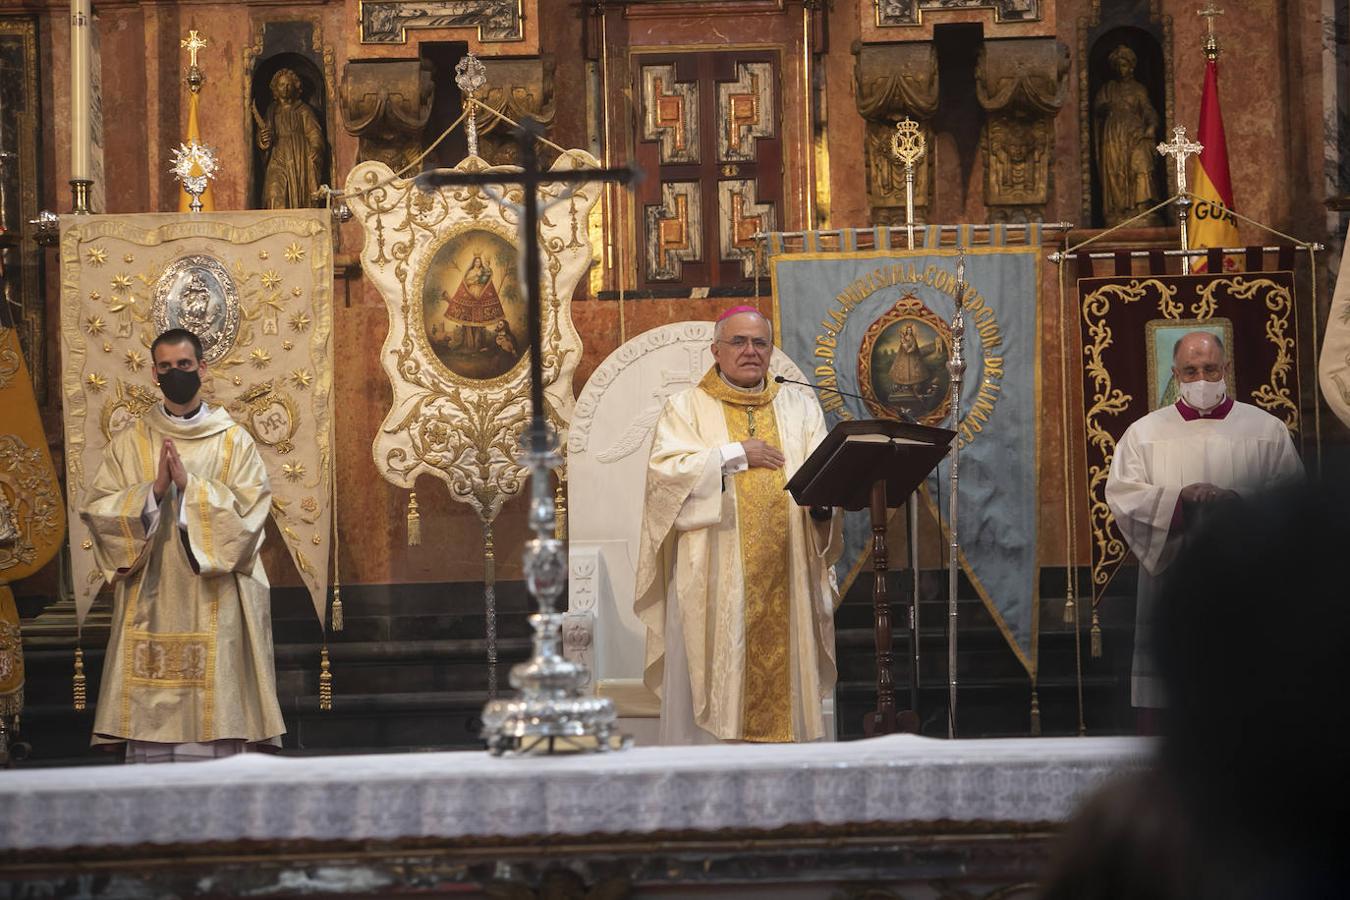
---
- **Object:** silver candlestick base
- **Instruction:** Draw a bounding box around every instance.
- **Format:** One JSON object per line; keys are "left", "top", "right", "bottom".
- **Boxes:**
{"left": 481, "top": 426, "right": 629, "bottom": 755}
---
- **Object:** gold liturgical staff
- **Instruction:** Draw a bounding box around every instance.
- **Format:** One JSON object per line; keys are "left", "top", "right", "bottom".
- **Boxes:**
{"left": 1093, "top": 44, "right": 1161, "bottom": 226}
{"left": 255, "top": 68, "right": 326, "bottom": 209}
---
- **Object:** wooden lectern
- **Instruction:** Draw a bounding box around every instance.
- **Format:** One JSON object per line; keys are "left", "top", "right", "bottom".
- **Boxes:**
{"left": 786, "top": 419, "right": 954, "bottom": 737}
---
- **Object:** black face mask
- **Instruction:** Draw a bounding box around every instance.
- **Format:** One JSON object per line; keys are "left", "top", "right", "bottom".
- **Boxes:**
{"left": 157, "top": 368, "right": 201, "bottom": 405}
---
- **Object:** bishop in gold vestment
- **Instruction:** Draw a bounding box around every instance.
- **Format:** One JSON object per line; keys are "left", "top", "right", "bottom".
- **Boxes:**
{"left": 81, "top": 331, "right": 284, "bottom": 751}
{"left": 634, "top": 309, "right": 842, "bottom": 744}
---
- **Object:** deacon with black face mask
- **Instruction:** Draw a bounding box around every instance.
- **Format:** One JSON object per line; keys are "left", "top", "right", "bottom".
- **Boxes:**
{"left": 79, "top": 328, "right": 285, "bottom": 763}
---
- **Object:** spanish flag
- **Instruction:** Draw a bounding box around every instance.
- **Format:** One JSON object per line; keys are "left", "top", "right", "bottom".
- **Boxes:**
{"left": 178, "top": 87, "right": 215, "bottom": 212}
{"left": 1191, "top": 56, "right": 1239, "bottom": 271}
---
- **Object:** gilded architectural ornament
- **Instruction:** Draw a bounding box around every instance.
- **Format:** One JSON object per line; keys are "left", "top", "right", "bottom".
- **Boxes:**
{"left": 339, "top": 59, "right": 436, "bottom": 171}
{"left": 975, "top": 39, "right": 1069, "bottom": 221}
{"left": 59, "top": 212, "right": 336, "bottom": 630}
{"left": 344, "top": 150, "right": 601, "bottom": 524}
{"left": 359, "top": 0, "right": 525, "bottom": 45}
{"left": 477, "top": 57, "right": 557, "bottom": 166}
{"left": 876, "top": 0, "right": 1041, "bottom": 27}
{"left": 853, "top": 43, "right": 938, "bottom": 226}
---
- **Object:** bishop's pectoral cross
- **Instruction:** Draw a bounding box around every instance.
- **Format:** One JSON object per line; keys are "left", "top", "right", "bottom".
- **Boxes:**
{"left": 744, "top": 406, "right": 758, "bottom": 438}
{"left": 1157, "top": 125, "right": 1205, "bottom": 274}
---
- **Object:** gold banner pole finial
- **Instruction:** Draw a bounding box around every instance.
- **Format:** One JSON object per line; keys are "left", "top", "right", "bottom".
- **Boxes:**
{"left": 890, "top": 117, "right": 928, "bottom": 720}
{"left": 1157, "top": 126, "right": 1204, "bottom": 274}
{"left": 1198, "top": 3, "right": 1224, "bottom": 62}
{"left": 890, "top": 118, "right": 926, "bottom": 251}
{"left": 180, "top": 29, "right": 207, "bottom": 93}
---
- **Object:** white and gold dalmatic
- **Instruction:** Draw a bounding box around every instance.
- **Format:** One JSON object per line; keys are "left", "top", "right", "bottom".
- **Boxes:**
{"left": 634, "top": 370, "right": 842, "bottom": 743}
{"left": 81, "top": 405, "right": 284, "bottom": 744}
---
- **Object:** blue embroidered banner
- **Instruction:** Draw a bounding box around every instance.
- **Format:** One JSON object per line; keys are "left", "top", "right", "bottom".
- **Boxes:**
{"left": 769, "top": 225, "right": 1042, "bottom": 678}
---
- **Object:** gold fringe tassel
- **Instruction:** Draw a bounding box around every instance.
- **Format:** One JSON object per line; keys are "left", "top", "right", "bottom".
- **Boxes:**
{"left": 73, "top": 648, "right": 87, "bottom": 711}
{"left": 406, "top": 492, "right": 421, "bottom": 546}
{"left": 1030, "top": 687, "right": 1042, "bottom": 736}
{"left": 1063, "top": 596, "right": 1076, "bottom": 625}
{"left": 331, "top": 585, "right": 344, "bottom": 632}
{"left": 1090, "top": 610, "right": 1103, "bottom": 659}
{"left": 319, "top": 646, "right": 333, "bottom": 711}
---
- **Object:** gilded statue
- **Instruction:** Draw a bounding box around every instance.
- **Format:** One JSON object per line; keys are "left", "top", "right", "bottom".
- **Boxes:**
{"left": 1093, "top": 44, "right": 1161, "bottom": 226}
{"left": 255, "top": 68, "right": 326, "bottom": 209}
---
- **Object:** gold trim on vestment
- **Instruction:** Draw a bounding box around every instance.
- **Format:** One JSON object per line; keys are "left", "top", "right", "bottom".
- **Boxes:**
{"left": 700, "top": 368, "right": 792, "bottom": 742}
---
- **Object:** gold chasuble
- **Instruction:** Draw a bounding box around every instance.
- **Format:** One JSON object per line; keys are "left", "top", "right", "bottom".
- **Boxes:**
{"left": 81, "top": 405, "right": 284, "bottom": 746}
{"left": 635, "top": 368, "right": 843, "bottom": 743}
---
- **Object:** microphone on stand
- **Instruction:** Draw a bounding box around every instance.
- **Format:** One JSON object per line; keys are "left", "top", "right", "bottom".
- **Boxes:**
{"left": 773, "top": 375, "right": 916, "bottom": 424}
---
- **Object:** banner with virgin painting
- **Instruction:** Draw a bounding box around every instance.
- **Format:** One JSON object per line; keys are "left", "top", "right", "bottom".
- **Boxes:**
{"left": 1077, "top": 269, "right": 1303, "bottom": 610}
{"left": 59, "top": 211, "right": 336, "bottom": 628}
{"left": 343, "top": 151, "right": 601, "bottom": 523}
{"left": 770, "top": 225, "right": 1043, "bottom": 681}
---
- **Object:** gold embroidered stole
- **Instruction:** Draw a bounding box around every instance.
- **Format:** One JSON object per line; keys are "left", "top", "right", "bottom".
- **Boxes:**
{"left": 699, "top": 368, "right": 792, "bottom": 742}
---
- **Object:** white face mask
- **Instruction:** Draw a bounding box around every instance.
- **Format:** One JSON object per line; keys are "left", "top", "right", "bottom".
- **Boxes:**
{"left": 1179, "top": 377, "right": 1226, "bottom": 412}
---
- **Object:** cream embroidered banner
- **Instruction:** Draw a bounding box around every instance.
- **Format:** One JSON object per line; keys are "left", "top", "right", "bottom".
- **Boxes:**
{"left": 59, "top": 212, "right": 335, "bottom": 627}
{"left": 344, "top": 152, "right": 600, "bottom": 521}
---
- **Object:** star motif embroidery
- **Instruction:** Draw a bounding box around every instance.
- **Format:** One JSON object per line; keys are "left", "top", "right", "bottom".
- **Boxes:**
{"left": 85, "top": 315, "right": 106, "bottom": 335}
{"left": 123, "top": 253, "right": 136, "bottom": 264}
{"left": 289, "top": 368, "right": 313, "bottom": 390}
{"left": 289, "top": 312, "right": 312, "bottom": 332}
{"left": 86, "top": 247, "right": 107, "bottom": 266}
{"left": 111, "top": 273, "right": 133, "bottom": 294}
{"left": 282, "top": 462, "right": 306, "bottom": 481}
{"left": 124, "top": 349, "right": 147, "bottom": 372}
{"left": 284, "top": 242, "right": 306, "bottom": 263}
{"left": 250, "top": 348, "right": 272, "bottom": 368}
{"left": 259, "top": 249, "right": 269, "bottom": 261}
{"left": 86, "top": 373, "right": 108, "bottom": 391}
{"left": 260, "top": 270, "right": 283, "bottom": 290}
{"left": 282, "top": 340, "right": 295, "bottom": 351}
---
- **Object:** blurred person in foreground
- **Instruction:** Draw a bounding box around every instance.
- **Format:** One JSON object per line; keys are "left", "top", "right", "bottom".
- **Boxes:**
{"left": 1105, "top": 331, "right": 1301, "bottom": 715}
{"left": 1040, "top": 473, "right": 1350, "bottom": 899}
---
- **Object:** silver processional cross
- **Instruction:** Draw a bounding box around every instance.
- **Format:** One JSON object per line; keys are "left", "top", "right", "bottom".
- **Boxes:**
{"left": 1157, "top": 125, "right": 1204, "bottom": 275}
{"left": 415, "top": 120, "right": 638, "bottom": 755}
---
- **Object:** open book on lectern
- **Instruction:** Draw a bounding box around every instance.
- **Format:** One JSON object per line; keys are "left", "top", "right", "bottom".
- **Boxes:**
{"left": 785, "top": 419, "right": 955, "bottom": 512}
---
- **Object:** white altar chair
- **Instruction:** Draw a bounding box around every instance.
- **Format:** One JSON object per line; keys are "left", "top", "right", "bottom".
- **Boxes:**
{"left": 565, "top": 321, "right": 832, "bottom": 744}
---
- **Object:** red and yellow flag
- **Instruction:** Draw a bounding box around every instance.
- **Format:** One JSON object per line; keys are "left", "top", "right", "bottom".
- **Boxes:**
{"left": 177, "top": 89, "right": 215, "bottom": 212}
{"left": 1191, "top": 57, "right": 1239, "bottom": 271}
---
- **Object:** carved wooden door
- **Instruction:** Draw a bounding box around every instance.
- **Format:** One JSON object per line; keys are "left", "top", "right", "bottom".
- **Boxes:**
{"left": 633, "top": 50, "right": 782, "bottom": 293}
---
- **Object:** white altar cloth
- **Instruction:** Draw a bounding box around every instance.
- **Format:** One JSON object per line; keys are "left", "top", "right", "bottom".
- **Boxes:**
{"left": 0, "top": 735, "right": 1150, "bottom": 852}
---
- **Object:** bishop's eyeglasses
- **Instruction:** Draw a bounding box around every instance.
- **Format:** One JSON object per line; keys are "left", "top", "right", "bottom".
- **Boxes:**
{"left": 717, "top": 336, "right": 772, "bottom": 351}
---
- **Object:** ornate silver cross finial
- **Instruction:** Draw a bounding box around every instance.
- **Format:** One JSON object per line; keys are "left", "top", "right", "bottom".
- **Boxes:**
{"left": 1198, "top": 3, "right": 1224, "bottom": 59}
{"left": 1157, "top": 125, "right": 1203, "bottom": 196}
{"left": 455, "top": 53, "right": 488, "bottom": 158}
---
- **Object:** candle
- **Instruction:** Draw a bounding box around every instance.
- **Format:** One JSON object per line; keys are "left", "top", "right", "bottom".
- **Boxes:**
{"left": 70, "top": 0, "right": 92, "bottom": 182}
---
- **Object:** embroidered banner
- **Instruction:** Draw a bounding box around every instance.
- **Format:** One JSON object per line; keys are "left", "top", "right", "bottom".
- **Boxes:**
{"left": 0, "top": 321, "right": 66, "bottom": 717}
{"left": 59, "top": 212, "right": 335, "bottom": 628}
{"left": 344, "top": 151, "right": 600, "bottom": 524}
{"left": 770, "top": 225, "right": 1042, "bottom": 679}
{"left": 1077, "top": 271, "right": 1302, "bottom": 607}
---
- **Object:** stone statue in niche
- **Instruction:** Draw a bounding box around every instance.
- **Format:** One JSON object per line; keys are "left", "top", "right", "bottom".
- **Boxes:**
{"left": 255, "top": 68, "right": 327, "bottom": 209}
{"left": 1093, "top": 44, "right": 1161, "bottom": 226}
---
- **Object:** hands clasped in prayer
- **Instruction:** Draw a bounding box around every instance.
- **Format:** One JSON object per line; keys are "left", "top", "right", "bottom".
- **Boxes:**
{"left": 152, "top": 439, "right": 189, "bottom": 503}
